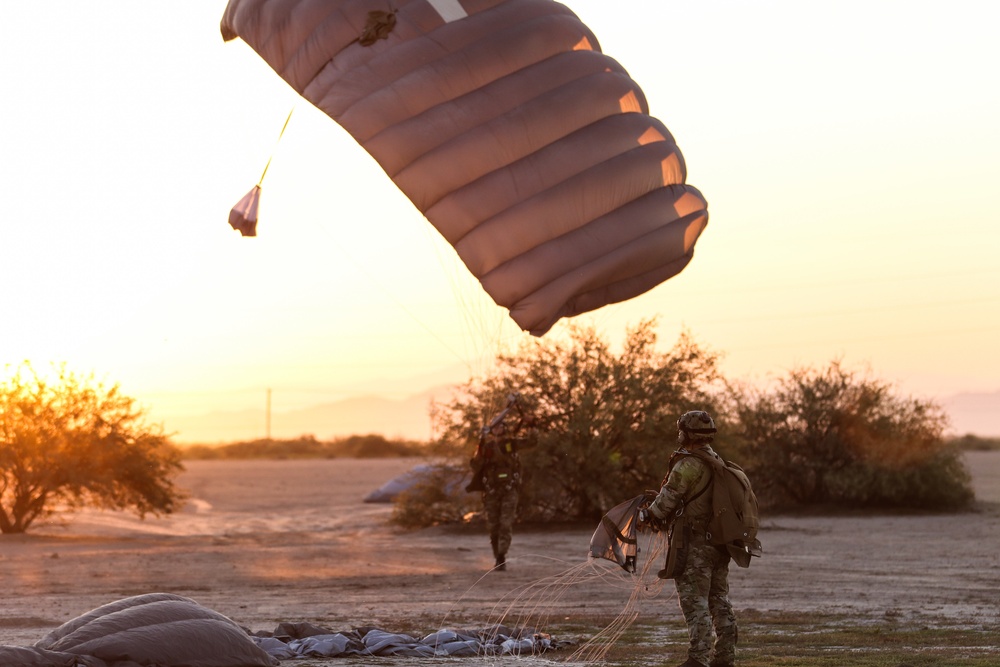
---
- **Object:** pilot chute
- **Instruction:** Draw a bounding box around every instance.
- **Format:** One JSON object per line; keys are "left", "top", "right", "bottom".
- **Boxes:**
{"left": 221, "top": 0, "right": 708, "bottom": 335}
{"left": 229, "top": 184, "right": 261, "bottom": 237}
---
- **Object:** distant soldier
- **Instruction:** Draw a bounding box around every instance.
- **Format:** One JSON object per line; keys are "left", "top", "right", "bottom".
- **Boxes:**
{"left": 466, "top": 396, "right": 534, "bottom": 571}
{"left": 644, "top": 410, "right": 738, "bottom": 667}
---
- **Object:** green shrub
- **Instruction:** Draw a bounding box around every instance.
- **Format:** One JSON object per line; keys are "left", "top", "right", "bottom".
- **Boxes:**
{"left": 389, "top": 466, "right": 477, "bottom": 527}
{"left": 733, "top": 361, "right": 974, "bottom": 511}
{"left": 330, "top": 434, "right": 423, "bottom": 458}
{"left": 180, "top": 434, "right": 424, "bottom": 460}
{"left": 949, "top": 434, "right": 1000, "bottom": 451}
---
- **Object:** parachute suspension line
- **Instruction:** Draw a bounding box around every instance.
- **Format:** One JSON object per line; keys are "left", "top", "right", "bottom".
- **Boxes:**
{"left": 419, "top": 221, "right": 523, "bottom": 395}
{"left": 257, "top": 108, "right": 295, "bottom": 186}
{"left": 431, "top": 554, "right": 612, "bottom": 663}
{"left": 365, "top": 287, "right": 474, "bottom": 368}
{"left": 569, "top": 531, "right": 670, "bottom": 663}
{"left": 290, "top": 189, "right": 477, "bottom": 370}
{"left": 428, "top": 551, "right": 672, "bottom": 665}
{"left": 253, "top": 113, "right": 477, "bottom": 367}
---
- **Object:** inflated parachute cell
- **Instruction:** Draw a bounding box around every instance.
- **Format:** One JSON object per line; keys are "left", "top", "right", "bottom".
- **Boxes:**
{"left": 221, "top": 0, "right": 708, "bottom": 335}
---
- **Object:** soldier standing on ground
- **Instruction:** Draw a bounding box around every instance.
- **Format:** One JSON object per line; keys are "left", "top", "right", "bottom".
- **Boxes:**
{"left": 645, "top": 410, "right": 738, "bottom": 667}
{"left": 466, "top": 398, "right": 535, "bottom": 571}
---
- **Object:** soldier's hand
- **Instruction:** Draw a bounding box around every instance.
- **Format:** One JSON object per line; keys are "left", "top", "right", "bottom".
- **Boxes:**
{"left": 637, "top": 508, "right": 664, "bottom": 533}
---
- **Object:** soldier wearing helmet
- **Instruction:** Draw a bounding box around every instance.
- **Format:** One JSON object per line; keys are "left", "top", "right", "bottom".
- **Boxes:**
{"left": 466, "top": 395, "right": 536, "bottom": 571}
{"left": 646, "top": 411, "right": 738, "bottom": 667}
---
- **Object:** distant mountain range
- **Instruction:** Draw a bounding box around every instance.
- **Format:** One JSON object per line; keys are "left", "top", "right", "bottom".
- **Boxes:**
{"left": 166, "top": 387, "right": 1000, "bottom": 445}
{"left": 166, "top": 386, "right": 457, "bottom": 444}
{"left": 940, "top": 390, "right": 1000, "bottom": 437}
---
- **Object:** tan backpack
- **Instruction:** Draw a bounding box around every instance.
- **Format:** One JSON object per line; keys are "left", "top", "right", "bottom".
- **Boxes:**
{"left": 675, "top": 449, "right": 762, "bottom": 568}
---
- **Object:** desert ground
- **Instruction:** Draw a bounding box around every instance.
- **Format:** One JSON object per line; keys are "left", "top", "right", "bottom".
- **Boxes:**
{"left": 2, "top": 452, "right": 999, "bottom": 660}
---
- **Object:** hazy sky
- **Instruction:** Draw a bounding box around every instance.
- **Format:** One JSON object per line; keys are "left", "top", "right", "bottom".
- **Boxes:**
{"left": 2, "top": 1, "right": 998, "bottom": 438}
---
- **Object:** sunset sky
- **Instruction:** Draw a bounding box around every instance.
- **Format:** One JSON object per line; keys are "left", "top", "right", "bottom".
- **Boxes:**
{"left": 2, "top": 1, "right": 998, "bottom": 440}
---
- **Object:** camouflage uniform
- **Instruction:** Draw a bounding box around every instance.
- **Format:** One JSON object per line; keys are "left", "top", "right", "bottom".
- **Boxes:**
{"left": 476, "top": 430, "right": 524, "bottom": 569}
{"left": 649, "top": 444, "right": 737, "bottom": 667}
{"left": 483, "top": 473, "right": 519, "bottom": 564}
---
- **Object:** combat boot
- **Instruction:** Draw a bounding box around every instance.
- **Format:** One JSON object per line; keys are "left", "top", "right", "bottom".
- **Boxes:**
{"left": 708, "top": 660, "right": 734, "bottom": 667}
{"left": 676, "top": 658, "right": 708, "bottom": 667}
{"left": 495, "top": 553, "right": 506, "bottom": 571}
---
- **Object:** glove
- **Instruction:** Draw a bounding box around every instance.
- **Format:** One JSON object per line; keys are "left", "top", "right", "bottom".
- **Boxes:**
{"left": 637, "top": 507, "right": 665, "bottom": 532}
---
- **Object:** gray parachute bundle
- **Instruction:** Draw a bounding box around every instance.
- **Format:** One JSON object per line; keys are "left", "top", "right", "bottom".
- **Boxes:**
{"left": 1, "top": 593, "right": 276, "bottom": 667}
{"left": 0, "top": 593, "right": 561, "bottom": 666}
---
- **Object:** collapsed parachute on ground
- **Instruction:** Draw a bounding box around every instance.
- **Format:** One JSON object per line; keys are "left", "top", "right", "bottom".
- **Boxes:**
{"left": 0, "top": 593, "right": 562, "bottom": 665}
{"left": 221, "top": 0, "right": 708, "bottom": 336}
{"left": 0, "top": 593, "right": 277, "bottom": 667}
{"left": 363, "top": 463, "right": 470, "bottom": 502}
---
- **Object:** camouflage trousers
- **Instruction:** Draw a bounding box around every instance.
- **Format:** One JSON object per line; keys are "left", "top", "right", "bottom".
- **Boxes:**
{"left": 674, "top": 538, "right": 737, "bottom": 666}
{"left": 482, "top": 485, "right": 519, "bottom": 558}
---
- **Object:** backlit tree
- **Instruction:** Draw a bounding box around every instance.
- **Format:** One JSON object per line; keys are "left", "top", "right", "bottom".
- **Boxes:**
{"left": 0, "top": 363, "right": 184, "bottom": 534}
{"left": 731, "top": 360, "right": 973, "bottom": 510}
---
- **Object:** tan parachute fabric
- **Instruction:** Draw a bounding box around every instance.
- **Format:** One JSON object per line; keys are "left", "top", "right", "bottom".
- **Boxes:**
{"left": 21, "top": 593, "right": 278, "bottom": 667}
{"left": 221, "top": 0, "right": 708, "bottom": 336}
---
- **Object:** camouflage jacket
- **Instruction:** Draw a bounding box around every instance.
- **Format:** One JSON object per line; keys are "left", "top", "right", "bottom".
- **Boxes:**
{"left": 469, "top": 434, "right": 526, "bottom": 493}
{"left": 647, "top": 445, "right": 721, "bottom": 529}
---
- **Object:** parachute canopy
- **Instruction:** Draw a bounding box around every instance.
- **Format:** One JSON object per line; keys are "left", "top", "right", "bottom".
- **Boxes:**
{"left": 221, "top": 0, "right": 708, "bottom": 335}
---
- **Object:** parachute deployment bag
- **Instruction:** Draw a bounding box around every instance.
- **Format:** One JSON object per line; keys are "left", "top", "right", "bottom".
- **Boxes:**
{"left": 686, "top": 450, "right": 763, "bottom": 568}
{"left": 657, "top": 518, "right": 691, "bottom": 580}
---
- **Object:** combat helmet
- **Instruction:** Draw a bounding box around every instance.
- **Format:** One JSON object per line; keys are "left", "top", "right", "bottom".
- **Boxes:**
{"left": 677, "top": 410, "right": 717, "bottom": 444}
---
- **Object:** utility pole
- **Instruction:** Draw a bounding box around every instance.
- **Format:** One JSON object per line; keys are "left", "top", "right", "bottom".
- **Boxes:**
{"left": 266, "top": 387, "right": 272, "bottom": 441}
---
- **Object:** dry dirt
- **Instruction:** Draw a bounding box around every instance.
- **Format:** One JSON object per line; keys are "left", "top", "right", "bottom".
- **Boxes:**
{"left": 2, "top": 452, "right": 999, "bottom": 653}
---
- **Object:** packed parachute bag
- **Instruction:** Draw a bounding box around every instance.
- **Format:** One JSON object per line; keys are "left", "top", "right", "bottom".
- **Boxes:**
{"left": 673, "top": 448, "right": 763, "bottom": 568}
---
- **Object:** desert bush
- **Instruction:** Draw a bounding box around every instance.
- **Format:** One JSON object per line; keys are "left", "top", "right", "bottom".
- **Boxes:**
{"left": 0, "top": 362, "right": 184, "bottom": 533}
{"left": 330, "top": 434, "right": 423, "bottom": 458}
{"left": 180, "top": 436, "right": 328, "bottom": 459}
{"left": 949, "top": 434, "right": 1000, "bottom": 451}
{"left": 732, "top": 361, "right": 973, "bottom": 510}
{"left": 181, "top": 434, "right": 423, "bottom": 459}
{"left": 395, "top": 320, "right": 726, "bottom": 527}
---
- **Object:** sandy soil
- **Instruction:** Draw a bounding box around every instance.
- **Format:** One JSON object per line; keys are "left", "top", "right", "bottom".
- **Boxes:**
{"left": 2, "top": 453, "right": 999, "bottom": 653}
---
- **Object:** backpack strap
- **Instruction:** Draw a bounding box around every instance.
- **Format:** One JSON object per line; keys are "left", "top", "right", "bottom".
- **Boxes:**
{"left": 664, "top": 449, "right": 713, "bottom": 510}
